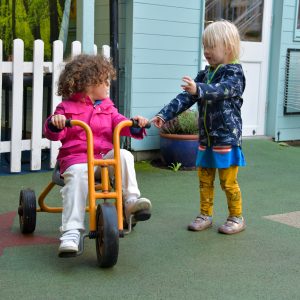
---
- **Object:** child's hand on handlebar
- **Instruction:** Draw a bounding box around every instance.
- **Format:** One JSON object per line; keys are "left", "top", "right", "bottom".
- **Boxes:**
{"left": 132, "top": 116, "right": 149, "bottom": 128}
{"left": 51, "top": 114, "right": 67, "bottom": 129}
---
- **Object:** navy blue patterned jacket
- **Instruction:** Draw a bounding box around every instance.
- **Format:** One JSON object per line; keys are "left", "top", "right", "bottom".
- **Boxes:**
{"left": 156, "top": 64, "right": 246, "bottom": 147}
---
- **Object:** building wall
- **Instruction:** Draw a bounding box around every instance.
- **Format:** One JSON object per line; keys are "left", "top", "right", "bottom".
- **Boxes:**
{"left": 81, "top": 0, "right": 300, "bottom": 153}
{"left": 267, "top": 0, "right": 300, "bottom": 141}
{"left": 94, "top": 0, "right": 127, "bottom": 116}
{"left": 94, "top": 1, "right": 110, "bottom": 47}
{"left": 95, "top": 0, "right": 204, "bottom": 151}
{"left": 127, "top": 0, "right": 203, "bottom": 151}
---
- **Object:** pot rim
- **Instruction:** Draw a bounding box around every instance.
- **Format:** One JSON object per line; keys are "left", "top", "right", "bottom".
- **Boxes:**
{"left": 160, "top": 133, "right": 199, "bottom": 141}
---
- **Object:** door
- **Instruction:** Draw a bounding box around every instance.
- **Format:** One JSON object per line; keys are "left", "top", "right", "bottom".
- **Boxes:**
{"left": 204, "top": 0, "right": 272, "bottom": 136}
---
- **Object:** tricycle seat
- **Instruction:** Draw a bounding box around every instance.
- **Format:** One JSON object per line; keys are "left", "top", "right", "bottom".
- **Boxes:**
{"left": 52, "top": 162, "right": 65, "bottom": 187}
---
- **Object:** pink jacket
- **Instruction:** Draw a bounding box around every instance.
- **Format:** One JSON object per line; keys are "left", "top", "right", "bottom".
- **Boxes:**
{"left": 44, "top": 93, "right": 145, "bottom": 174}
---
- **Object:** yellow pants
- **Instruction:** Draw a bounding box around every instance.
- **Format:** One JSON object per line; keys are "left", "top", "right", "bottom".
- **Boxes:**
{"left": 198, "top": 166, "right": 242, "bottom": 217}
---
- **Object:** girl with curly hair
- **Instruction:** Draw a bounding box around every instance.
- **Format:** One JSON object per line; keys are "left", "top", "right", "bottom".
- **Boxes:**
{"left": 44, "top": 54, "right": 151, "bottom": 256}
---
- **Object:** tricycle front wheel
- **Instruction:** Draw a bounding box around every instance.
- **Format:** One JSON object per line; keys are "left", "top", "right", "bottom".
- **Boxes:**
{"left": 96, "top": 203, "right": 119, "bottom": 268}
{"left": 18, "top": 189, "right": 37, "bottom": 234}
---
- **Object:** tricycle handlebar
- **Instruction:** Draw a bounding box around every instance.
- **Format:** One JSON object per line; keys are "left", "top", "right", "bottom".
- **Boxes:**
{"left": 65, "top": 118, "right": 151, "bottom": 129}
{"left": 130, "top": 118, "right": 151, "bottom": 129}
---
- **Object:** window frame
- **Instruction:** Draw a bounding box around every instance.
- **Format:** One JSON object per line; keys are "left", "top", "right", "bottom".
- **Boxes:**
{"left": 283, "top": 49, "right": 300, "bottom": 115}
{"left": 294, "top": 0, "right": 300, "bottom": 41}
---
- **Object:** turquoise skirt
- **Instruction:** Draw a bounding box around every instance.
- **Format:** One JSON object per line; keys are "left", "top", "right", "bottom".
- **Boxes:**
{"left": 196, "top": 145, "right": 246, "bottom": 168}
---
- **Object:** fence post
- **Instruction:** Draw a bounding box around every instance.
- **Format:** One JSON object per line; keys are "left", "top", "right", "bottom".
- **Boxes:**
{"left": 10, "top": 39, "right": 24, "bottom": 172}
{"left": 102, "top": 45, "right": 110, "bottom": 59}
{"left": 49, "top": 40, "right": 63, "bottom": 168}
{"left": 31, "top": 40, "right": 44, "bottom": 170}
{"left": 0, "top": 40, "right": 2, "bottom": 155}
{"left": 0, "top": 40, "right": 111, "bottom": 173}
{"left": 71, "top": 41, "right": 82, "bottom": 57}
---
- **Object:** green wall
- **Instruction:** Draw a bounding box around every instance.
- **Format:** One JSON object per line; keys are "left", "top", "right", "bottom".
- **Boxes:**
{"left": 95, "top": 0, "right": 300, "bottom": 146}
{"left": 95, "top": 0, "right": 204, "bottom": 151}
{"left": 94, "top": 0, "right": 127, "bottom": 116}
{"left": 267, "top": 0, "right": 300, "bottom": 141}
{"left": 128, "top": 0, "right": 203, "bottom": 151}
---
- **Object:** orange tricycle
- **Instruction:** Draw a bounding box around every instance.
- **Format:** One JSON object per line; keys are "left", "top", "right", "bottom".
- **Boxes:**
{"left": 17, "top": 119, "right": 151, "bottom": 268}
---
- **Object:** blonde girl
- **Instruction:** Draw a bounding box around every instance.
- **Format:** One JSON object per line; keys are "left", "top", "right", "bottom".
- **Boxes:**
{"left": 152, "top": 20, "right": 246, "bottom": 234}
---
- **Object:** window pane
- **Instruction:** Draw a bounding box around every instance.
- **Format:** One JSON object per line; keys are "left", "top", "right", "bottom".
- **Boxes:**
{"left": 297, "top": 2, "right": 300, "bottom": 29}
{"left": 205, "top": 0, "right": 264, "bottom": 42}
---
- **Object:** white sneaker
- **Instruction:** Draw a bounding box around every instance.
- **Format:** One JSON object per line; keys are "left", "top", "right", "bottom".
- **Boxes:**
{"left": 58, "top": 229, "right": 80, "bottom": 255}
{"left": 218, "top": 216, "right": 246, "bottom": 235}
{"left": 187, "top": 214, "right": 213, "bottom": 231}
{"left": 125, "top": 198, "right": 152, "bottom": 223}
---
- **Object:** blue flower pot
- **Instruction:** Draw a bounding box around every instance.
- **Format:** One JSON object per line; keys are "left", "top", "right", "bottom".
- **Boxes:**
{"left": 160, "top": 133, "right": 199, "bottom": 168}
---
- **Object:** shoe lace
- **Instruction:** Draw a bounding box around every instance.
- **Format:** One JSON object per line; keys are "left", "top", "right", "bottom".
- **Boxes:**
{"left": 60, "top": 230, "right": 80, "bottom": 242}
{"left": 227, "top": 216, "right": 243, "bottom": 224}
{"left": 195, "top": 215, "right": 210, "bottom": 223}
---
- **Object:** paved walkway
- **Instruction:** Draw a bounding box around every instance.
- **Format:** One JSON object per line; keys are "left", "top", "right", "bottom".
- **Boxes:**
{"left": 0, "top": 138, "right": 300, "bottom": 299}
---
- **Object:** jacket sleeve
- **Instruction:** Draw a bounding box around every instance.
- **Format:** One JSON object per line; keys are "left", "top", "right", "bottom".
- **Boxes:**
{"left": 155, "top": 70, "right": 207, "bottom": 122}
{"left": 156, "top": 91, "right": 197, "bottom": 122}
{"left": 195, "top": 66, "right": 245, "bottom": 102}
{"left": 43, "top": 103, "right": 68, "bottom": 141}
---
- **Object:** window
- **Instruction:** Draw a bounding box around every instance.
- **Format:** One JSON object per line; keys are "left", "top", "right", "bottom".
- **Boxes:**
{"left": 284, "top": 49, "right": 300, "bottom": 115}
{"left": 205, "top": 0, "right": 264, "bottom": 42}
{"left": 295, "top": 0, "right": 300, "bottom": 41}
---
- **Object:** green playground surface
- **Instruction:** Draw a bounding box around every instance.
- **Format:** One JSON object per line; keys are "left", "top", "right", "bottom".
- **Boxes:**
{"left": 1, "top": 138, "right": 300, "bottom": 299}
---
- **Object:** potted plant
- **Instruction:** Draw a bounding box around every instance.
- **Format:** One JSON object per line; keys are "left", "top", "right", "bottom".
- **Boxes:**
{"left": 159, "top": 109, "right": 199, "bottom": 169}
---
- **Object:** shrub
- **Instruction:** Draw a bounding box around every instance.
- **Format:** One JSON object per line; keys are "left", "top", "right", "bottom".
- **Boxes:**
{"left": 160, "top": 109, "right": 199, "bottom": 135}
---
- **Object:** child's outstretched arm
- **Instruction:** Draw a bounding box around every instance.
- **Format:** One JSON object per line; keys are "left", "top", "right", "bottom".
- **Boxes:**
{"left": 152, "top": 72, "right": 203, "bottom": 124}
{"left": 151, "top": 116, "right": 165, "bottom": 128}
{"left": 152, "top": 90, "right": 197, "bottom": 125}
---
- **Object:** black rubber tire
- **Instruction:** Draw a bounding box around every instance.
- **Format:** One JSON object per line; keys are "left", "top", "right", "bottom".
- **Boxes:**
{"left": 96, "top": 203, "right": 119, "bottom": 268}
{"left": 18, "top": 189, "right": 37, "bottom": 234}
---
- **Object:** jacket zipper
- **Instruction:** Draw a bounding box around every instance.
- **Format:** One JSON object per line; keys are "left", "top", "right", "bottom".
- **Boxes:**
{"left": 203, "top": 101, "right": 210, "bottom": 147}
{"left": 204, "top": 64, "right": 222, "bottom": 147}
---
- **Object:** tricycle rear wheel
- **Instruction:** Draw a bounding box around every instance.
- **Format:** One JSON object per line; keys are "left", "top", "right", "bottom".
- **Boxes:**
{"left": 96, "top": 203, "right": 119, "bottom": 268}
{"left": 18, "top": 189, "right": 37, "bottom": 234}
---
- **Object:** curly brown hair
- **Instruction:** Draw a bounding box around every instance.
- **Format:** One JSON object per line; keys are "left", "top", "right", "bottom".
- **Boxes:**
{"left": 57, "top": 54, "right": 116, "bottom": 98}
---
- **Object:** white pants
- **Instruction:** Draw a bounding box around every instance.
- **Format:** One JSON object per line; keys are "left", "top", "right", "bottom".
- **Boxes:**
{"left": 60, "top": 149, "right": 141, "bottom": 232}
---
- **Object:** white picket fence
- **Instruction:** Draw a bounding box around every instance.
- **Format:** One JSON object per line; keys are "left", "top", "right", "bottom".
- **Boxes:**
{"left": 0, "top": 39, "right": 110, "bottom": 173}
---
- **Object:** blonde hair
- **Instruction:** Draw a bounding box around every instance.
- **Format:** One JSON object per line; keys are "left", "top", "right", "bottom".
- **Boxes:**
{"left": 202, "top": 20, "right": 241, "bottom": 61}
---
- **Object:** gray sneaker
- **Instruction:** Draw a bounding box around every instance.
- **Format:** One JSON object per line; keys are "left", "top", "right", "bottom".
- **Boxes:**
{"left": 218, "top": 216, "right": 246, "bottom": 234}
{"left": 187, "top": 214, "right": 212, "bottom": 231}
{"left": 125, "top": 198, "right": 152, "bottom": 224}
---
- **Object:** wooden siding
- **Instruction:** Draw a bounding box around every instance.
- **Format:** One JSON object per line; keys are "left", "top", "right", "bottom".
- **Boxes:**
{"left": 94, "top": 0, "right": 127, "bottom": 115}
{"left": 94, "top": 0, "right": 203, "bottom": 150}
{"left": 267, "top": 0, "right": 300, "bottom": 141}
{"left": 129, "top": 0, "right": 203, "bottom": 150}
{"left": 94, "top": 1, "right": 109, "bottom": 47}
